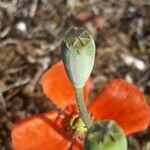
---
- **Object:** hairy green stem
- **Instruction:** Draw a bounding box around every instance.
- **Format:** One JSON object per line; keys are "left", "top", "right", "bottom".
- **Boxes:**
{"left": 74, "top": 87, "right": 93, "bottom": 129}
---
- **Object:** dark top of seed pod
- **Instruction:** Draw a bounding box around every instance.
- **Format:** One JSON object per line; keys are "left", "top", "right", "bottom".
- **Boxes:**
{"left": 63, "top": 27, "right": 92, "bottom": 50}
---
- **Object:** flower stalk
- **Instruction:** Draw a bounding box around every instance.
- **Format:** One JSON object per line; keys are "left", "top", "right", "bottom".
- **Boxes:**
{"left": 74, "top": 87, "right": 93, "bottom": 129}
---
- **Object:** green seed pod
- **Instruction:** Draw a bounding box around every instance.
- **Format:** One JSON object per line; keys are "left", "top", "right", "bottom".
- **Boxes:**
{"left": 84, "top": 120, "right": 127, "bottom": 150}
{"left": 61, "top": 27, "right": 95, "bottom": 88}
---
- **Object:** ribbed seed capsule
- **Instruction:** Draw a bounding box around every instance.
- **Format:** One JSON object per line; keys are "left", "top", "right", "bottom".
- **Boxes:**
{"left": 61, "top": 27, "right": 95, "bottom": 88}
{"left": 84, "top": 120, "right": 127, "bottom": 150}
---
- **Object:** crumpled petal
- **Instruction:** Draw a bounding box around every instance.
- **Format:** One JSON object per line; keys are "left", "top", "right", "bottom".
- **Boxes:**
{"left": 12, "top": 111, "right": 82, "bottom": 150}
{"left": 41, "top": 61, "right": 92, "bottom": 110}
{"left": 89, "top": 79, "right": 150, "bottom": 135}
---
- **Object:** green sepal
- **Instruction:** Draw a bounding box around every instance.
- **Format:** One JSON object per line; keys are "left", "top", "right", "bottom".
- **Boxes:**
{"left": 84, "top": 120, "right": 127, "bottom": 150}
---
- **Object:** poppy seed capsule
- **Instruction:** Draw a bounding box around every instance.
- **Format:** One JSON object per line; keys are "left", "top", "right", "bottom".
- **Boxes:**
{"left": 61, "top": 27, "right": 95, "bottom": 88}
{"left": 84, "top": 120, "right": 127, "bottom": 150}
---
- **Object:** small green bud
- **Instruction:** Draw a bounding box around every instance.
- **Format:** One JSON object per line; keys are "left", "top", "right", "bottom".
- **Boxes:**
{"left": 84, "top": 120, "right": 127, "bottom": 150}
{"left": 61, "top": 27, "right": 95, "bottom": 88}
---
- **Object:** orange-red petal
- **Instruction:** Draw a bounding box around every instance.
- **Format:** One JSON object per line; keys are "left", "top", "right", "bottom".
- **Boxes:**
{"left": 89, "top": 79, "right": 150, "bottom": 135}
{"left": 12, "top": 112, "right": 71, "bottom": 150}
{"left": 12, "top": 112, "right": 72, "bottom": 150}
{"left": 71, "top": 137, "right": 83, "bottom": 150}
{"left": 41, "top": 61, "right": 92, "bottom": 110}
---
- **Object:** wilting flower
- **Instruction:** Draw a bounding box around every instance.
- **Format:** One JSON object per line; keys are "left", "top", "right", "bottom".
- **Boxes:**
{"left": 12, "top": 61, "right": 150, "bottom": 150}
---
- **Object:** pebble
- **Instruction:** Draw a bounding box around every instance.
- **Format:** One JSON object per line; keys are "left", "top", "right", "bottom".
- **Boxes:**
{"left": 120, "top": 53, "right": 146, "bottom": 71}
{"left": 15, "top": 21, "right": 27, "bottom": 32}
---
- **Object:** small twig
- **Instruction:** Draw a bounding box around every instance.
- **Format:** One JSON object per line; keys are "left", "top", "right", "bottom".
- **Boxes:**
{"left": 0, "top": 0, "right": 17, "bottom": 13}
{"left": 74, "top": 87, "right": 93, "bottom": 129}
{"left": 0, "top": 92, "right": 6, "bottom": 113}
{"left": 0, "top": 0, "right": 17, "bottom": 9}
{"left": 24, "top": 57, "right": 50, "bottom": 94}
{"left": 5, "top": 88, "right": 22, "bottom": 102}
{"left": 0, "top": 38, "right": 25, "bottom": 55}
{"left": 0, "top": 27, "right": 11, "bottom": 38}
{"left": 29, "top": 0, "right": 39, "bottom": 18}
{"left": 137, "top": 18, "right": 143, "bottom": 38}
{"left": 1, "top": 77, "right": 30, "bottom": 93}
{"left": 5, "top": 65, "right": 28, "bottom": 74}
